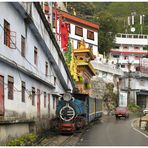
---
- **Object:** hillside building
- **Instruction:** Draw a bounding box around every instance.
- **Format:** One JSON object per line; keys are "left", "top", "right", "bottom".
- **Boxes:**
{"left": 111, "top": 33, "right": 148, "bottom": 72}
{"left": 111, "top": 33, "right": 148, "bottom": 108}
{"left": 42, "top": 5, "right": 99, "bottom": 57}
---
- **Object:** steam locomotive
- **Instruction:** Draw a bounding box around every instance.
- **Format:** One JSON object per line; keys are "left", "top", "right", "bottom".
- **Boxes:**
{"left": 51, "top": 93, "right": 102, "bottom": 133}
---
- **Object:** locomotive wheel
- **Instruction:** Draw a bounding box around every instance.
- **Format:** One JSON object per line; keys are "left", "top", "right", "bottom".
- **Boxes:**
{"left": 75, "top": 116, "right": 86, "bottom": 130}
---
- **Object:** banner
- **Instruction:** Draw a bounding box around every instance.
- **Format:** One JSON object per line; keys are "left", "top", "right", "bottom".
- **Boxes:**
{"left": 61, "top": 22, "right": 69, "bottom": 51}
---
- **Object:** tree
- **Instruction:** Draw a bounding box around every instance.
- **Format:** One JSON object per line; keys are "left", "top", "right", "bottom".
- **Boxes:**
{"left": 104, "top": 82, "right": 117, "bottom": 115}
{"left": 93, "top": 12, "right": 118, "bottom": 57}
{"left": 67, "top": 2, "right": 95, "bottom": 17}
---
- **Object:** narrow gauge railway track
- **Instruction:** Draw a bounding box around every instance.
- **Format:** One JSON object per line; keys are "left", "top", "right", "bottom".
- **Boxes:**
{"left": 38, "top": 134, "right": 74, "bottom": 146}
{"left": 37, "top": 120, "right": 100, "bottom": 146}
{"left": 38, "top": 132, "right": 83, "bottom": 146}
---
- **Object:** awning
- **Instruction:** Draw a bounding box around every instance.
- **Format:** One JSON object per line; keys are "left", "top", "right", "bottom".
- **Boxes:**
{"left": 52, "top": 93, "right": 62, "bottom": 97}
{"left": 137, "top": 91, "right": 148, "bottom": 96}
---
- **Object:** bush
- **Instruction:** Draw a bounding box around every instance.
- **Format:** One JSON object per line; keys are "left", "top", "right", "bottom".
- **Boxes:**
{"left": 128, "top": 103, "right": 141, "bottom": 113}
{"left": 6, "top": 133, "right": 37, "bottom": 146}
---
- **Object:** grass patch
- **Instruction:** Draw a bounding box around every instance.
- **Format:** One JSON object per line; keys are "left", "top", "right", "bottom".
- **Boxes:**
{"left": 5, "top": 133, "right": 37, "bottom": 146}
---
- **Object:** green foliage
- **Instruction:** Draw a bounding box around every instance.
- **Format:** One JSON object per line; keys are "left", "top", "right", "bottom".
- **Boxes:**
{"left": 64, "top": 38, "right": 72, "bottom": 64}
{"left": 79, "top": 76, "right": 84, "bottom": 83}
{"left": 104, "top": 83, "right": 116, "bottom": 101}
{"left": 87, "top": 83, "right": 91, "bottom": 89}
{"left": 128, "top": 103, "right": 141, "bottom": 112}
{"left": 6, "top": 133, "right": 37, "bottom": 146}
{"left": 67, "top": 2, "right": 95, "bottom": 17}
{"left": 94, "top": 12, "right": 118, "bottom": 56}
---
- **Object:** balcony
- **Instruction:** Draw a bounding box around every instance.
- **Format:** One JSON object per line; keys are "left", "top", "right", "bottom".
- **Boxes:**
{"left": 116, "top": 33, "right": 148, "bottom": 46}
{"left": 124, "top": 71, "right": 148, "bottom": 78}
{"left": 91, "top": 61, "right": 123, "bottom": 76}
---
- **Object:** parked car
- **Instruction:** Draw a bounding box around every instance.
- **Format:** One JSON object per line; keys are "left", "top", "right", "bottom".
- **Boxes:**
{"left": 143, "top": 108, "right": 148, "bottom": 115}
{"left": 115, "top": 107, "right": 129, "bottom": 119}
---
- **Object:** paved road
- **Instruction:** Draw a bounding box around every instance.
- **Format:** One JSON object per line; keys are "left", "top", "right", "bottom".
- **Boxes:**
{"left": 76, "top": 115, "right": 148, "bottom": 146}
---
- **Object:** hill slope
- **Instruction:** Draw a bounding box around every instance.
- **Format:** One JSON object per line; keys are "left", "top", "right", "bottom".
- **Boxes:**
{"left": 67, "top": 2, "right": 148, "bottom": 34}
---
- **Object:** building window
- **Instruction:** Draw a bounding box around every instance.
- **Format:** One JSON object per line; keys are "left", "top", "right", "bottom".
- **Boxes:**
{"left": 48, "top": 93, "right": 50, "bottom": 113}
{"left": 53, "top": 97, "right": 55, "bottom": 109}
{"left": 8, "top": 76, "right": 14, "bottom": 100}
{"left": 133, "top": 35, "right": 138, "bottom": 38}
{"left": 44, "top": 92, "right": 46, "bottom": 108}
{"left": 87, "top": 30, "right": 94, "bottom": 40}
{"left": 121, "top": 65, "right": 125, "bottom": 68}
{"left": 135, "top": 56, "right": 139, "bottom": 60}
{"left": 22, "top": 81, "right": 25, "bottom": 102}
{"left": 123, "top": 46, "right": 128, "bottom": 49}
{"left": 52, "top": 13, "right": 56, "bottom": 28}
{"left": 54, "top": 76, "right": 56, "bottom": 86}
{"left": 75, "top": 26, "right": 83, "bottom": 37}
{"left": 124, "top": 56, "right": 128, "bottom": 59}
{"left": 4, "top": 20, "right": 10, "bottom": 47}
{"left": 45, "top": 62, "right": 48, "bottom": 76}
{"left": 68, "top": 24, "right": 71, "bottom": 33}
{"left": 134, "top": 46, "right": 140, "bottom": 50}
{"left": 34, "top": 47, "right": 38, "bottom": 65}
{"left": 113, "top": 55, "right": 119, "bottom": 58}
{"left": 21, "top": 35, "right": 26, "bottom": 57}
{"left": 32, "top": 87, "right": 35, "bottom": 106}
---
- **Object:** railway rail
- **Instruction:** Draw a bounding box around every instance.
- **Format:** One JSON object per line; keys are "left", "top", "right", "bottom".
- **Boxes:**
{"left": 37, "top": 132, "right": 82, "bottom": 146}
{"left": 36, "top": 118, "right": 101, "bottom": 146}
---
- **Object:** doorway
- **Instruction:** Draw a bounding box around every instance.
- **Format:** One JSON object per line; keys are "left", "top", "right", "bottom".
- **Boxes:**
{"left": 0, "top": 75, "right": 4, "bottom": 115}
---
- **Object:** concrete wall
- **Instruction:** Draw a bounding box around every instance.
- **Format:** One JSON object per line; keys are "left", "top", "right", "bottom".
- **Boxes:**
{"left": 0, "top": 123, "right": 29, "bottom": 144}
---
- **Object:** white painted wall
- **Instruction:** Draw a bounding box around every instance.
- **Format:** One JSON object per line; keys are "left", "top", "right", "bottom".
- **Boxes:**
{"left": 0, "top": 2, "right": 73, "bottom": 119}
{"left": 53, "top": 19, "right": 98, "bottom": 57}
{"left": 111, "top": 33, "right": 148, "bottom": 72}
{"left": 69, "top": 23, "right": 98, "bottom": 56}
{"left": 116, "top": 33, "right": 148, "bottom": 46}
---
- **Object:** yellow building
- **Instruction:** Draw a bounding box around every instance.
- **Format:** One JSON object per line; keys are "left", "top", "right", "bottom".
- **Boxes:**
{"left": 73, "top": 40, "right": 96, "bottom": 94}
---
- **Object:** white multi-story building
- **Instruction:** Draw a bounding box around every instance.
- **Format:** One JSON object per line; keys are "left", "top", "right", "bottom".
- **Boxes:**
{"left": 111, "top": 33, "right": 148, "bottom": 108}
{"left": 111, "top": 33, "right": 148, "bottom": 72}
{"left": 0, "top": 2, "right": 74, "bottom": 142}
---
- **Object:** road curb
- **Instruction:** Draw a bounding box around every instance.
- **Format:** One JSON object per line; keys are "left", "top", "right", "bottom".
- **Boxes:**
{"left": 131, "top": 118, "right": 148, "bottom": 138}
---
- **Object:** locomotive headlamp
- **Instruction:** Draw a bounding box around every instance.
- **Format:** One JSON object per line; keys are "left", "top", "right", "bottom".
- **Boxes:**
{"left": 63, "top": 93, "right": 72, "bottom": 101}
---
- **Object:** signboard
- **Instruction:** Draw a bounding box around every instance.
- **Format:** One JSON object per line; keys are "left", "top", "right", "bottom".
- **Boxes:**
{"left": 141, "top": 58, "right": 148, "bottom": 68}
{"left": 140, "top": 58, "right": 148, "bottom": 73}
{"left": 119, "top": 91, "right": 127, "bottom": 107}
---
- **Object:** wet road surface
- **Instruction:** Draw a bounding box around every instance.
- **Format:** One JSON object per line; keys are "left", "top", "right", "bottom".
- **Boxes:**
{"left": 76, "top": 115, "right": 148, "bottom": 146}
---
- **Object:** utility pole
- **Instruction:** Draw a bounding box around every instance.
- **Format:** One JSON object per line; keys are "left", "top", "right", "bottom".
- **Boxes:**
{"left": 127, "top": 62, "right": 131, "bottom": 105}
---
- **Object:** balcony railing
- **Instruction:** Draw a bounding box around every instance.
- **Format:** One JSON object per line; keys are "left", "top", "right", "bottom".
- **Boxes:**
{"left": 91, "top": 61, "right": 123, "bottom": 76}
